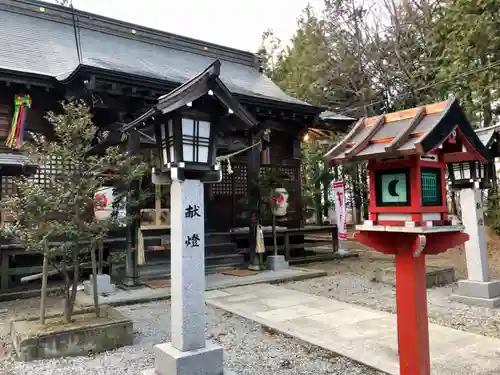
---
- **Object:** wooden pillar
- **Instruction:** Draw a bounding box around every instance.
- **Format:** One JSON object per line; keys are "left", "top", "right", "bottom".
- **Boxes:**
{"left": 1, "top": 250, "right": 9, "bottom": 291}
{"left": 322, "top": 177, "right": 329, "bottom": 220}
{"left": 247, "top": 134, "right": 261, "bottom": 266}
{"left": 0, "top": 178, "right": 6, "bottom": 290}
{"left": 491, "top": 159, "right": 497, "bottom": 189}
{"left": 395, "top": 250, "right": 431, "bottom": 375}
{"left": 123, "top": 129, "right": 140, "bottom": 286}
{"left": 284, "top": 232, "right": 290, "bottom": 261}
{"left": 0, "top": 175, "right": 3, "bottom": 226}
{"left": 293, "top": 136, "right": 304, "bottom": 227}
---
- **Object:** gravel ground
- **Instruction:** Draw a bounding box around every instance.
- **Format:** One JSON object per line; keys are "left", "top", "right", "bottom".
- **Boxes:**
{"left": 0, "top": 299, "right": 384, "bottom": 375}
{"left": 289, "top": 234, "right": 500, "bottom": 339}
{"left": 283, "top": 271, "right": 500, "bottom": 338}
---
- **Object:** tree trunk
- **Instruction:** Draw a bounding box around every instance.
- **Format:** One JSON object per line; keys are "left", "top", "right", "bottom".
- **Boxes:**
{"left": 90, "top": 244, "right": 100, "bottom": 318}
{"left": 40, "top": 255, "right": 49, "bottom": 325}
{"left": 491, "top": 158, "right": 497, "bottom": 189}
{"left": 66, "top": 265, "right": 80, "bottom": 323}
{"left": 62, "top": 251, "right": 72, "bottom": 324}
{"left": 353, "top": 166, "right": 362, "bottom": 224}
{"left": 314, "top": 180, "right": 322, "bottom": 225}
{"left": 64, "top": 246, "right": 80, "bottom": 324}
{"left": 450, "top": 191, "right": 458, "bottom": 216}
{"left": 361, "top": 166, "right": 369, "bottom": 219}
{"left": 322, "top": 177, "right": 329, "bottom": 219}
{"left": 98, "top": 240, "right": 104, "bottom": 275}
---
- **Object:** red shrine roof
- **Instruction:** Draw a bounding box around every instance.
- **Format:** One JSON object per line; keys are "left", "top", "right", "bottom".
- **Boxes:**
{"left": 324, "top": 98, "right": 491, "bottom": 165}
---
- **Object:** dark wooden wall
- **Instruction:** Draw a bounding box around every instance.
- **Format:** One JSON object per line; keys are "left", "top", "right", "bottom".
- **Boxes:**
{"left": 0, "top": 84, "right": 307, "bottom": 234}
{"left": 207, "top": 127, "right": 302, "bottom": 232}
{"left": 0, "top": 86, "right": 63, "bottom": 202}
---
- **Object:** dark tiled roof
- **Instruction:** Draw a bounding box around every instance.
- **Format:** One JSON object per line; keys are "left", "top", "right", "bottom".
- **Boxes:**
{"left": 0, "top": 0, "right": 313, "bottom": 109}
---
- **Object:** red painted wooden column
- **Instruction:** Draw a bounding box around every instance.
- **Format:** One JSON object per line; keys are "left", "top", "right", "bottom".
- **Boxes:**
{"left": 395, "top": 250, "right": 430, "bottom": 375}
{"left": 355, "top": 230, "right": 469, "bottom": 375}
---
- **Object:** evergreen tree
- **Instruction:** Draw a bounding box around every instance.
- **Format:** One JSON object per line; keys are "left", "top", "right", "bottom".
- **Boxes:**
{"left": 1, "top": 101, "right": 147, "bottom": 323}
{"left": 434, "top": 0, "right": 500, "bottom": 127}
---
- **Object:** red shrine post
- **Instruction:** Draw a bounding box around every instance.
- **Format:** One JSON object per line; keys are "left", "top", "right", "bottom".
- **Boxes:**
{"left": 324, "top": 97, "right": 492, "bottom": 375}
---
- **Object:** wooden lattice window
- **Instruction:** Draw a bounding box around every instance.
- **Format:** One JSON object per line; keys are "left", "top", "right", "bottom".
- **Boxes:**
{"left": 1, "top": 176, "right": 17, "bottom": 224}
{"left": 0, "top": 157, "right": 73, "bottom": 197}
{"left": 30, "top": 156, "right": 65, "bottom": 189}
{"left": 1, "top": 176, "right": 16, "bottom": 198}
{"left": 1, "top": 157, "right": 73, "bottom": 224}
{"left": 233, "top": 164, "right": 247, "bottom": 195}
{"left": 211, "top": 165, "right": 233, "bottom": 196}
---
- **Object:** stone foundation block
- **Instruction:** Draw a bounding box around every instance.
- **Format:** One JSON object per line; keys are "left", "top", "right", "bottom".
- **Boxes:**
{"left": 372, "top": 265, "right": 455, "bottom": 288}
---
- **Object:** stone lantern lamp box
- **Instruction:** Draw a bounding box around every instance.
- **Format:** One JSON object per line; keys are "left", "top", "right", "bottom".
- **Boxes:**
{"left": 324, "top": 97, "right": 492, "bottom": 375}
{"left": 121, "top": 59, "right": 258, "bottom": 375}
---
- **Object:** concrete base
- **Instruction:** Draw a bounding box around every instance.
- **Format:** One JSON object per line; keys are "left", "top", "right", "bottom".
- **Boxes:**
{"left": 84, "top": 274, "right": 116, "bottom": 296}
{"left": 451, "top": 280, "right": 500, "bottom": 308}
{"left": 337, "top": 248, "right": 351, "bottom": 256}
{"left": 372, "top": 265, "right": 455, "bottom": 288}
{"left": 143, "top": 369, "right": 236, "bottom": 375}
{"left": 248, "top": 254, "right": 265, "bottom": 271}
{"left": 266, "top": 255, "right": 289, "bottom": 271}
{"left": 142, "top": 341, "right": 226, "bottom": 375}
{"left": 11, "top": 306, "right": 133, "bottom": 361}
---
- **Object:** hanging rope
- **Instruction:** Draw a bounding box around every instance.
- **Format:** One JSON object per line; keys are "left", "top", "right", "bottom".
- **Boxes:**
{"left": 216, "top": 140, "right": 262, "bottom": 175}
{"left": 6, "top": 94, "right": 31, "bottom": 149}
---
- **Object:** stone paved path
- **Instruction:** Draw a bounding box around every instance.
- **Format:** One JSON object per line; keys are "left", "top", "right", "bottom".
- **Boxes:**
{"left": 77, "top": 268, "right": 326, "bottom": 307}
{"left": 206, "top": 284, "right": 500, "bottom": 375}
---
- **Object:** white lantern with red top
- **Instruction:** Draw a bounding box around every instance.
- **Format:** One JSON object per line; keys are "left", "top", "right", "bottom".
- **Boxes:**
{"left": 270, "top": 188, "right": 289, "bottom": 217}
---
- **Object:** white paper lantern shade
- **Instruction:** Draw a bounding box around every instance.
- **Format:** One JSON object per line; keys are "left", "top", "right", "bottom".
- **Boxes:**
{"left": 448, "top": 161, "right": 486, "bottom": 187}
{"left": 181, "top": 118, "right": 211, "bottom": 163}
{"left": 157, "top": 115, "right": 213, "bottom": 171}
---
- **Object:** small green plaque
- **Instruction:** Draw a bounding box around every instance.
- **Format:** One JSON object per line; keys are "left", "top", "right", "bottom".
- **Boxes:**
{"left": 381, "top": 173, "right": 408, "bottom": 204}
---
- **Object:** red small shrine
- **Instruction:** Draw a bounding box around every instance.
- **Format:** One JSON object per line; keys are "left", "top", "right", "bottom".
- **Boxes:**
{"left": 325, "top": 98, "right": 490, "bottom": 228}
{"left": 324, "top": 97, "right": 492, "bottom": 375}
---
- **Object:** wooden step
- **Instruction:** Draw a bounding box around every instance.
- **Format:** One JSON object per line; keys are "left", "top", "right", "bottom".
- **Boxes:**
{"left": 144, "top": 241, "right": 237, "bottom": 254}
{"left": 138, "top": 253, "right": 245, "bottom": 281}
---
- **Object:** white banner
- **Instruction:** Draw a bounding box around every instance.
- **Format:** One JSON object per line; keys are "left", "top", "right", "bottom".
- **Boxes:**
{"left": 332, "top": 181, "right": 348, "bottom": 241}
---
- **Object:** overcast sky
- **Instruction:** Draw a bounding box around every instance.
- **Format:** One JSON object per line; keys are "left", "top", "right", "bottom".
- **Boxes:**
{"left": 43, "top": 0, "right": 325, "bottom": 53}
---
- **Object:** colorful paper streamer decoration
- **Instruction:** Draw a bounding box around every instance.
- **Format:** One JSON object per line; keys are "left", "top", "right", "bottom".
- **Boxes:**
{"left": 261, "top": 128, "right": 271, "bottom": 165}
{"left": 6, "top": 94, "right": 31, "bottom": 149}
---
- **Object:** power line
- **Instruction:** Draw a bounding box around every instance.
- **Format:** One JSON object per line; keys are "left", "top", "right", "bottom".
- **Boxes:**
{"left": 338, "top": 59, "right": 500, "bottom": 115}
{"left": 70, "top": 0, "right": 83, "bottom": 65}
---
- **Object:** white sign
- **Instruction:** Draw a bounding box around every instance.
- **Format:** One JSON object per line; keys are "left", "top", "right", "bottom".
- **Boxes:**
{"left": 332, "top": 181, "right": 348, "bottom": 241}
{"left": 420, "top": 154, "right": 439, "bottom": 162}
{"left": 94, "top": 186, "right": 126, "bottom": 225}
